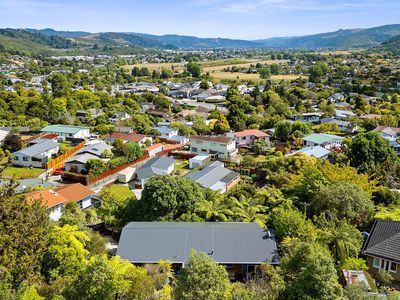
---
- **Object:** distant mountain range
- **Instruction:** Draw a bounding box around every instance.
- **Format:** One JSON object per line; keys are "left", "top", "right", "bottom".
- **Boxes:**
{"left": 256, "top": 24, "right": 400, "bottom": 48}
{"left": 1, "top": 24, "right": 400, "bottom": 56}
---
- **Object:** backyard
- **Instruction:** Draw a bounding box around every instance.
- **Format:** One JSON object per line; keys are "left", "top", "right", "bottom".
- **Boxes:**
{"left": 103, "top": 184, "right": 135, "bottom": 201}
{"left": 2, "top": 167, "right": 45, "bottom": 179}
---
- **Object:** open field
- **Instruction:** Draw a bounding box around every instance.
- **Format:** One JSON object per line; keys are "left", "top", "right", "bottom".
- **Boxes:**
{"left": 124, "top": 58, "right": 307, "bottom": 82}
{"left": 103, "top": 184, "right": 135, "bottom": 201}
{"left": 2, "top": 167, "right": 45, "bottom": 179}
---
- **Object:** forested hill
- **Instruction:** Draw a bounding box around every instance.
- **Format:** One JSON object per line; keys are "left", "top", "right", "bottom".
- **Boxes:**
{"left": 376, "top": 34, "right": 400, "bottom": 54}
{"left": 256, "top": 24, "right": 400, "bottom": 49}
{"left": 0, "top": 28, "right": 75, "bottom": 56}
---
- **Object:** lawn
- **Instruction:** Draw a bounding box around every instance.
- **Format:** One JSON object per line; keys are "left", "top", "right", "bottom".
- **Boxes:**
{"left": 103, "top": 184, "right": 135, "bottom": 201}
{"left": 2, "top": 167, "right": 45, "bottom": 179}
{"left": 174, "top": 160, "right": 189, "bottom": 175}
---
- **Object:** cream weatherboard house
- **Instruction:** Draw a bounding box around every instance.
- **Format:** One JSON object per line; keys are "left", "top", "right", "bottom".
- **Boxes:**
{"left": 189, "top": 135, "right": 237, "bottom": 159}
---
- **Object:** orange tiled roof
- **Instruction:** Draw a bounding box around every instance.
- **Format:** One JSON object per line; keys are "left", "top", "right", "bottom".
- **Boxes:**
{"left": 145, "top": 143, "right": 164, "bottom": 151}
{"left": 55, "top": 183, "right": 94, "bottom": 203}
{"left": 25, "top": 190, "right": 68, "bottom": 209}
{"left": 234, "top": 129, "right": 269, "bottom": 138}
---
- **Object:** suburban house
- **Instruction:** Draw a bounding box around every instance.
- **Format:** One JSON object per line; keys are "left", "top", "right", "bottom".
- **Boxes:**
{"left": 117, "top": 222, "right": 279, "bottom": 280}
{"left": 290, "top": 146, "right": 331, "bottom": 159}
{"left": 189, "top": 154, "right": 211, "bottom": 169}
{"left": 12, "top": 140, "right": 59, "bottom": 168}
{"left": 25, "top": 183, "right": 95, "bottom": 221}
{"left": 64, "top": 153, "right": 98, "bottom": 173}
{"left": 231, "top": 129, "right": 270, "bottom": 148}
{"left": 341, "top": 270, "right": 371, "bottom": 291}
{"left": 105, "top": 132, "right": 152, "bottom": 146}
{"left": 75, "top": 142, "right": 113, "bottom": 157}
{"left": 41, "top": 125, "right": 91, "bottom": 139}
{"left": 362, "top": 220, "right": 400, "bottom": 282}
{"left": 186, "top": 161, "right": 240, "bottom": 193}
{"left": 334, "top": 109, "right": 356, "bottom": 120}
{"left": 134, "top": 156, "right": 175, "bottom": 188}
{"left": 145, "top": 143, "right": 164, "bottom": 157}
{"left": 153, "top": 126, "right": 179, "bottom": 139}
{"left": 76, "top": 108, "right": 104, "bottom": 121}
{"left": 189, "top": 135, "right": 237, "bottom": 159}
{"left": 108, "top": 111, "right": 131, "bottom": 124}
{"left": 374, "top": 126, "right": 400, "bottom": 140}
{"left": 302, "top": 133, "right": 344, "bottom": 149}
{"left": 290, "top": 112, "right": 323, "bottom": 124}
{"left": 320, "top": 117, "right": 358, "bottom": 133}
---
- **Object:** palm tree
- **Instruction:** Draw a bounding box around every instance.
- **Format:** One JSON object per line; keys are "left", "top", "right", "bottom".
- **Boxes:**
{"left": 229, "top": 196, "right": 268, "bottom": 227}
{"left": 194, "top": 196, "right": 233, "bottom": 222}
{"left": 319, "top": 222, "right": 363, "bottom": 265}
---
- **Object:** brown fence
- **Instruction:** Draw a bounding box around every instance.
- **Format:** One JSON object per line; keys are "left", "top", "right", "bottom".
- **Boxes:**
{"left": 47, "top": 141, "right": 86, "bottom": 172}
{"left": 87, "top": 154, "right": 150, "bottom": 185}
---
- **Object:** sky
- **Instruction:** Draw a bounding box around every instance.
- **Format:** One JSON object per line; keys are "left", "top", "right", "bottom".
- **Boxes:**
{"left": 0, "top": 0, "right": 399, "bottom": 39}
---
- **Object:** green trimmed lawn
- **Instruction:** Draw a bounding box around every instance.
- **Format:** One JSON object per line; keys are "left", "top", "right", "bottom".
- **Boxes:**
{"left": 2, "top": 167, "right": 45, "bottom": 179}
{"left": 174, "top": 160, "right": 189, "bottom": 175}
{"left": 104, "top": 184, "right": 135, "bottom": 201}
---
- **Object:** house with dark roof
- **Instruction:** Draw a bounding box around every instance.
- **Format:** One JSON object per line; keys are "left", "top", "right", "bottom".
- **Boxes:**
{"left": 134, "top": 156, "right": 175, "bottom": 188}
{"left": 187, "top": 161, "right": 240, "bottom": 193}
{"left": 189, "top": 135, "right": 237, "bottom": 159}
{"left": 117, "top": 222, "right": 279, "bottom": 280}
{"left": 362, "top": 220, "right": 400, "bottom": 282}
{"left": 108, "top": 111, "right": 131, "bottom": 124}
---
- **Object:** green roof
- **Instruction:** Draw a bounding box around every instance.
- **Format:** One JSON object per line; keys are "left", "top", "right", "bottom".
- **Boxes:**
{"left": 41, "top": 125, "right": 90, "bottom": 134}
{"left": 303, "top": 133, "right": 344, "bottom": 144}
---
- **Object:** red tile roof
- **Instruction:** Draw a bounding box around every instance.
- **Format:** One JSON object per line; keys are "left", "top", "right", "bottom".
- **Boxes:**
{"left": 25, "top": 183, "right": 94, "bottom": 209}
{"left": 55, "top": 183, "right": 94, "bottom": 202}
{"left": 234, "top": 130, "right": 269, "bottom": 138}
{"left": 145, "top": 143, "right": 164, "bottom": 151}
{"left": 108, "top": 132, "right": 147, "bottom": 143}
{"left": 25, "top": 190, "right": 68, "bottom": 209}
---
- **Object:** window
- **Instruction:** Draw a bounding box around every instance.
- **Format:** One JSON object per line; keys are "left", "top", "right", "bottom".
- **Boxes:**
{"left": 23, "top": 157, "right": 29, "bottom": 162}
{"left": 14, "top": 156, "right": 19, "bottom": 161}
{"left": 192, "top": 147, "right": 198, "bottom": 152}
{"left": 373, "top": 257, "right": 380, "bottom": 268}
{"left": 201, "top": 149, "right": 207, "bottom": 152}
{"left": 390, "top": 262, "right": 397, "bottom": 273}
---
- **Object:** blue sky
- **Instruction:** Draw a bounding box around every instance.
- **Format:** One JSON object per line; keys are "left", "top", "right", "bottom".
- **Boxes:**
{"left": 0, "top": 0, "right": 399, "bottom": 39}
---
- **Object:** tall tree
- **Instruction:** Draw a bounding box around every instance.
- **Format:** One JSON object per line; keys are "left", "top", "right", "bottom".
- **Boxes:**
{"left": 174, "top": 250, "right": 231, "bottom": 300}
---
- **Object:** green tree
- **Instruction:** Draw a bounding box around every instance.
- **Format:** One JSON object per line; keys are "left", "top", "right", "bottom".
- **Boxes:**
{"left": 64, "top": 255, "right": 116, "bottom": 300}
{"left": 139, "top": 175, "right": 205, "bottom": 221}
{"left": 174, "top": 250, "right": 231, "bottom": 300}
{"left": 42, "top": 225, "right": 90, "bottom": 281}
{"left": 259, "top": 67, "right": 271, "bottom": 79}
{"left": 348, "top": 131, "right": 399, "bottom": 174}
{"left": 285, "top": 243, "right": 343, "bottom": 300}
{"left": 308, "top": 65, "right": 323, "bottom": 83}
{"left": 0, "top": 183, "right": 49, "bottom": 291}
{"left": 2, "top": 133, "right": 23, "bottom": 152}
{"left": 212, "top": 112, "right": 230, "bottom": 134}
{"left": 195, "top": 195, "right": 233, "bottom": 221}
{"left": 186, "top": 62, "right": 201, "bottom": 78}
{"left": 274, "top": 120, "right": 292, "bottom": 142}
{"left": 311, "top": 181, "right": 374, "bottom": 226}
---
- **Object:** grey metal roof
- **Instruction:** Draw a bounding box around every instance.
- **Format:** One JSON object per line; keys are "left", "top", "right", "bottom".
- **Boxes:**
{"left": 13, "top": 140, "right": 59, "bottom": 157}
{"left": 187, "top": 161, "right": 239, "bottom": 190}
{"left": 136, "top": 156, "right": 175, "bottom": 180}
{"left": 65, "top": 153, "right": 98, "bottom": 164}
{"left": 117, "top": 222, "right": 279, "bottom": 264}
{"left": 76, "top": 143, "right": 113, "bottom": 157}
{"left": 362, "top": 220, "right": 400, "bottom": 263}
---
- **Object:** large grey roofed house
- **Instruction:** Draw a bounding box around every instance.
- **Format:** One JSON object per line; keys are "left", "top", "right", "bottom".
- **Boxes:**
{"left": 13, "top": 140, "right": 58, "bottom": 157}
{"left": 117, "top": 222, "right": 279, "bottom": 265}
{"left": 362, "top": 220, "right": 400, "bottom": 263}
{"left": 136, "top": 156, "right": 175, "bottom": 180}
{"left": 187, "top": 161, "right": 239, "bottom": 191}
{"left": 65, "top": 153, "right": 98, "bottom": 164}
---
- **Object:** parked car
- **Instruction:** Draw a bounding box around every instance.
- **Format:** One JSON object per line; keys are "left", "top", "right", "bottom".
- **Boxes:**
{"left": 54, "top": 168, "right": 63, "bottom": 175}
